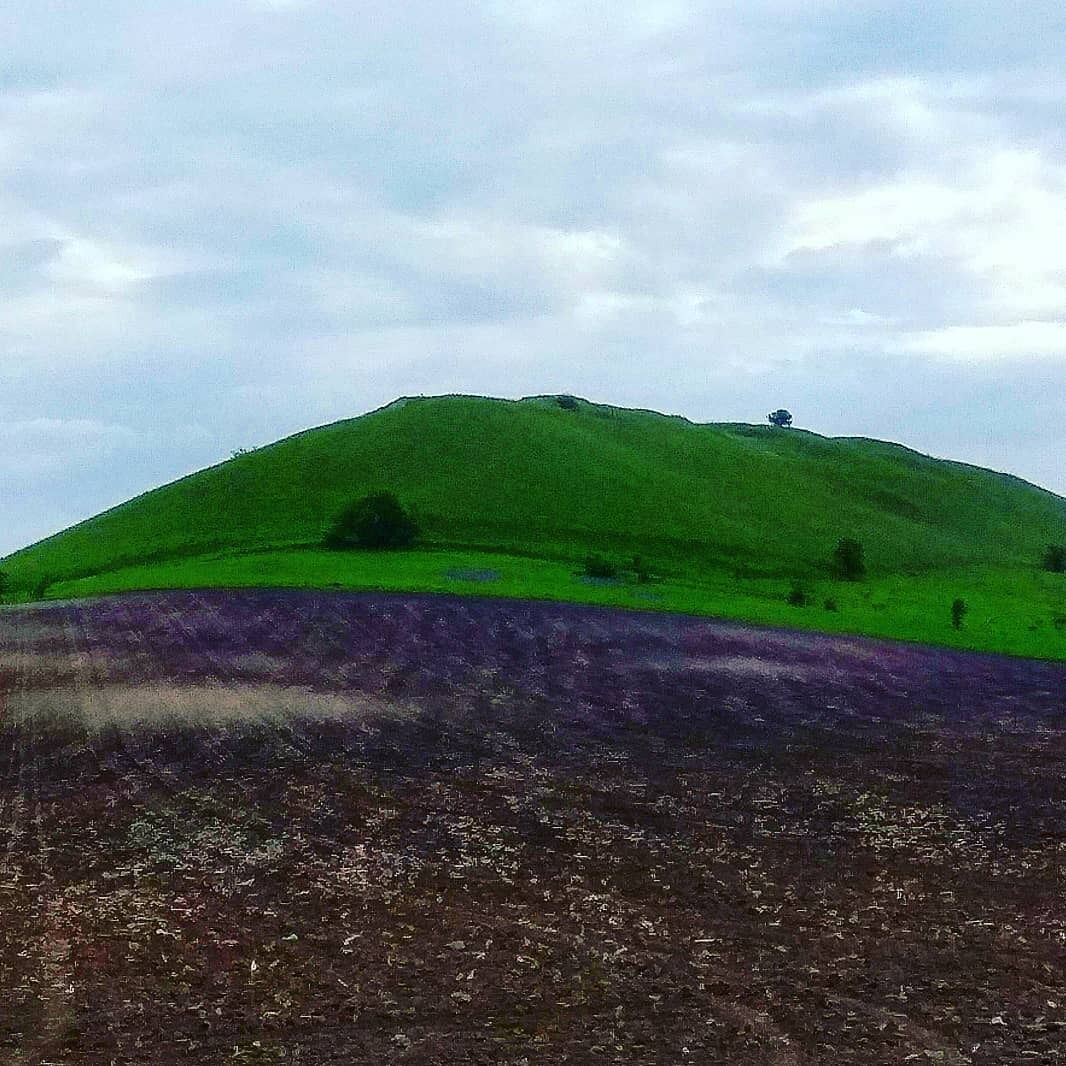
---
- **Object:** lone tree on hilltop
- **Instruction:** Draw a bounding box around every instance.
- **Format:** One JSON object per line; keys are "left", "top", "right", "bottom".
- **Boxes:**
{"left": 768, "top": 409, "right": 793, "bottom": 428}
{"left": 832, "top": 537, "right": 866, "bottom": 581}
{"left": 325, "top": 491, "right": 419, "bottom": 550}
{"left": 1043, "top": 543, "right": 1066, "bottom": 573}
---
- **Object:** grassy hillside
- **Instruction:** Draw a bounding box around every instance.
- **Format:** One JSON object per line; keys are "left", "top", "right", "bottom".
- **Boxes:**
{"left": 4, "top": 394, "right": 1065, "bottom": 593}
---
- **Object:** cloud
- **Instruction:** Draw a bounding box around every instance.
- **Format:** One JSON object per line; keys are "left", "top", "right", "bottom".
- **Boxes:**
{"left": 0, "top": 419, "right": 140, "bottom": 478}
{"left": 900, "top": 321, "right": 1066, "bottom": 360}
{"left": 0, "top": 1, "right": 1064, "bottom": 553}
{"left": 779, "top": 147, "right": 1066, "bottom": 319}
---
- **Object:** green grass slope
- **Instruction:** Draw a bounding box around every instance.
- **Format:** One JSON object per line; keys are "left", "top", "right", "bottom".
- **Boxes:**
{"left": 4, "top": 394, "right": 1066, "bottom": 595}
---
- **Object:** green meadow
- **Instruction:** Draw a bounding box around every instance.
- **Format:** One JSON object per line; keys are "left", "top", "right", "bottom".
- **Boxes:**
{"left": 4, "top": 394, "right": 1064, "bottom": 660}
{"left": 43, "top": 549, "right": 1065, "bottom": 661}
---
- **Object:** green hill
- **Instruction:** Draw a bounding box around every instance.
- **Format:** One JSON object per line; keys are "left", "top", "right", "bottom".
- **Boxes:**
{"left": 3, "top": 394, "right": 1064, "bottom": 659}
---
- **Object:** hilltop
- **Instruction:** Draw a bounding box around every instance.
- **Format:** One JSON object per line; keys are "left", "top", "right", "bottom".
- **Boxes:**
{"left": 2, "top": 394, "right": 1064, "bottom": 658}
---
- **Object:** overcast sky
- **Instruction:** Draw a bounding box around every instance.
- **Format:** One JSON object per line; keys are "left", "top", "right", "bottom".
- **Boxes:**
{"left": 2, "top": 1, "right": 1065, "bottom": 554}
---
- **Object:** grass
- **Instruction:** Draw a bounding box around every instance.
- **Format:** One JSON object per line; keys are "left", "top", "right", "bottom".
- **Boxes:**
{"left": 5, "top": 394, "right": 1065, "bottom": 584}
{"left": 3, "top": 393, "right": 1063, "bottom": 660}
{"left": 42, "top": 547, "right": 1066, "bottom": 661}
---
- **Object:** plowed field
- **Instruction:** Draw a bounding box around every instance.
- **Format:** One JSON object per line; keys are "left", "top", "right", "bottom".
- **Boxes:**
{"left": 0, "top": 590, "right": 1063, "bottom": 1064}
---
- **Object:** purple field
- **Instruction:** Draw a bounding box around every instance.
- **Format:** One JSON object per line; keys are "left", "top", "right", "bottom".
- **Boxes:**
{"left": 0, "top": 589, "right": 1064, "bottom": 1064}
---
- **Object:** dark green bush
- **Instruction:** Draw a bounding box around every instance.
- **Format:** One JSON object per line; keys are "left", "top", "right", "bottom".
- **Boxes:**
{"left": 832, "top": 537, "right": 866, "bottom": 581}
{"left": 630, "top": 554, "right": 651, "bottom": 583}
{"left": 951, "top": 597, "right": 968, "bottom": 629}
{"left": 556, "top": 395, "right": 579, "bottom": 411}
{"left": 325, "top": 491, "right": 419, "bottom": 550}
{"left": 1043, "top": 544, "right": 1066, "bottom": 573}
{"left": 583, "top": 554, "right": 618, "bottom": 579}
{"left": 787, "top": 582, "right": 808, "bottom": 607}
{"left": 823, "top": 597, "right": 838, "bottom": 612}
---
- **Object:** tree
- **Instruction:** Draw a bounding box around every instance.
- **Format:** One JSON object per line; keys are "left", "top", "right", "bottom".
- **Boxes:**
{"left": 630, "top": 554, "right": 650, "bottom": 584}
{"left": 832, "top": 537, "right": 866, "bottom": 581}
{"left": 583, "top": 554, "right": 618, "bottom": 579}
{"left": 768, "top": 409, "right": 793, "bottom": 428}
{"left": 951, "top": 598, "right": 968, "bottom": 630}
{"left": 1043, "top": 543, "right": 1066, "bottom": 573}
{"left": 325, "top": 491, "right": 419, "bottom": 550}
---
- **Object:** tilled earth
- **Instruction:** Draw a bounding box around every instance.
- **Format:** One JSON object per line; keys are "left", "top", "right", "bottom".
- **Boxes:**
{"left": 0, "top": 589, "right": 1063, "bottom": 1064}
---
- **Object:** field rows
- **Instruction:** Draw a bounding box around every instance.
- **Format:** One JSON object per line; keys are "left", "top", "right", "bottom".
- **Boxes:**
{"left": 0, "top": 590, "right": 1063, "bottom": 1064}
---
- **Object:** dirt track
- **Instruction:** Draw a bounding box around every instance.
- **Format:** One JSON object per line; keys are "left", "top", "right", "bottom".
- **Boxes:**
{"left": 0, "top": 589, "right": 1063, "bottom": 1064}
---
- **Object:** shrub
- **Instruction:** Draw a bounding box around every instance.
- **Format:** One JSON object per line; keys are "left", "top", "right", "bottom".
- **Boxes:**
{"left": 325, "top": 491, "right": 419, "bottom": 550}
{"left": 556, "top": 395, "right": 579, "bottom": 411}
{"left": 583, "top": 554, "right": 618, "bottom": 579}
{"left": 787, "top": 582, "right": 809, "bottom": 607}
{"left": 630, "top": 554, "right": 651, "bottom": 583}
{"left": 768, "top": 408, "right": 793, "bottom": 428}
{"left": 951, "top": 598, "right": 967, "bottom": 630}
{"left": 832, "top": 537, "right": 866, "bottom": 581}
{"left": 823, "top": 597, "right": 838, "bottom": 612}
{"left": 1043, "top": 544, "right": 1066, "bottom": 573}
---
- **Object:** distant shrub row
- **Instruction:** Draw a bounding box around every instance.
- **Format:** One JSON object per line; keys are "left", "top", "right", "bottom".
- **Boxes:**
{"left": 788, "top": 582, "right": 970, "bottom": 629}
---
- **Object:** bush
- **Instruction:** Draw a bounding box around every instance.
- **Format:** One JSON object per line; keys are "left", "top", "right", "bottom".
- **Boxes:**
{"left": 787, "top": 582, "right": 809, "bottom": 607}
{"left": 1043, "top": 543, "right": 1066, "bottom": 573}
{"left": 583, "top": 554, "right": 618, "bottom": 579}
{"left": 556, "top": 395, "right": 579, "bottom": 411}
{"left": 324, "top": 491, "right": 419, "bottom": 550}
{"left": 951, "top": 597, "right": 967, "bottom": 630}
{"left": 823, "top": 597, "right": 838, "bottom": 612}
{"left": 630, "top": 554, "right": 651, "bottom": 583}
{"left": 832, "top": 537, "right": 866, "bottom": 581}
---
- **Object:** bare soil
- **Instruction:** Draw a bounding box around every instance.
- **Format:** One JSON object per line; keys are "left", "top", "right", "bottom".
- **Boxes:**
{"left": 0, "top": 589, "right": 1063, "bottom": 1064}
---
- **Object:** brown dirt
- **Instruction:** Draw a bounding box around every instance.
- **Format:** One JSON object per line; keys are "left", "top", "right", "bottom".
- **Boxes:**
{"left": 0, "top": 589, "right": 1063, "bottom": 1065}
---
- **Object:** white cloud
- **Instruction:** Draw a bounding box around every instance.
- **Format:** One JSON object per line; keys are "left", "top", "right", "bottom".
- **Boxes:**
{"left": 900, "top": 320, "right": 1066, "bottom": 360}
{"left": 779, "top": 147, "right": 1066, "bottom": 326}
{"left": 45, "top": 236, "right": 157, "bottom": 292}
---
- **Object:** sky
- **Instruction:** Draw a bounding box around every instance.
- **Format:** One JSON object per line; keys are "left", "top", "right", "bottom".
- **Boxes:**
{"left": 2, "top": 1, "right": 1065, "bottom": 555}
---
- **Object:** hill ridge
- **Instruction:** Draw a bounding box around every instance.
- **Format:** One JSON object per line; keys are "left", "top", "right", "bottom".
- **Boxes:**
{"left": 3, "top": 393, "right": 1064, "bottom": 595}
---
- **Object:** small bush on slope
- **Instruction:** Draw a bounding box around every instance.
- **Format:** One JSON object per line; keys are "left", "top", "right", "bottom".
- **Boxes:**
{"left": 324, "top": 492, "right": 419, "bottom": 550}
{"left": 833, "top": 537, "right": 866, "bottom": 581}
